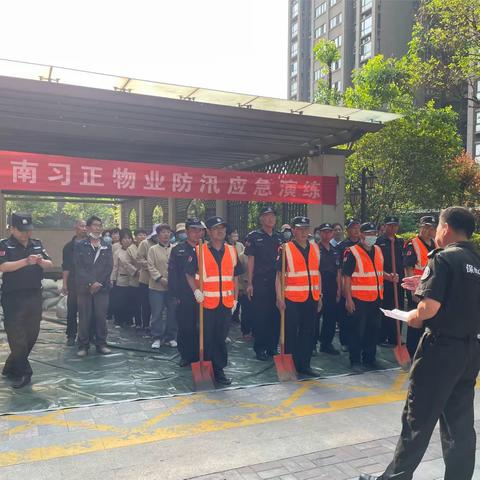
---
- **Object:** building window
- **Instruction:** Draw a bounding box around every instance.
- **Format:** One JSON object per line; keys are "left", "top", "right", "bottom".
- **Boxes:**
{"left": 315, "top": 24, "right": 326, "bottom": 38}
{"left": 476, "top": 111, "right": 480, "bottom": 132}
{"left": 361, "top": 0, "right": 372, "bottom": 13}
{"left": 291, "top": 80, "right": 298, "bottom": 96}
{"left": 334, "top": 35, "right": 342, "bottom": 48}
{"left": 330, "top": 13, "right": 342, "bottom": 29}
{"left": 333, "top": 80, "right": 342, "bottom": 91}
{"left": 360, "top": 37, "right": 372, "bottom": 62}
{"left": 291, "top": 22, "right": 298, "bottom": 38}
{"left": 291, "top": 41, "right": 298, "bottom": 57}
{"left": 330, "top": 0, "right": 338, "bottom": 6}
{"left": 315, "top": 2, "right": 327, "bottom": 17}
{"left": 476, "top": 80, "right": 480, "bottom": 97}
{"left": 291, "top": 61, "right": 298, "bottom": 76}
{"left": 314, "top": 69, "right": 322, "bottom": 81}
{"left": 475, "top": 143, "right": 480, "bottom": 162}
{"left": 333, "top": 58, "right": 342, "bottom": 71}
{"left": 361, "top": 15, "right": 372, "bottom": 37}
{"left": 292, "top": 1, "right": 298, "bottom": 18}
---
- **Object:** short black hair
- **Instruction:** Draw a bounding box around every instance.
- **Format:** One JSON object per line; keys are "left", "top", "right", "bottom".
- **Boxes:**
{"left": 313, "top": 226, "right": 322, "bottom": 235}
{"left": 86, "top": 215, "right": 102, "bottom": 227}
{"left": 134, "top": 229, "right": 148, "bottom": 236}
{"left": 119, "top": 228, "right": 133, "bottom": 241}
{"left": 156, "top": 223, "right": 172, "bottom": 234}
{"left": 331, "top": 222, "right": 342, "bottom": 229}
{"left": 440, "top": 207, "right": 476, "bottom": 239}
{"left": 111, "top": 227, "right": 120, "bottom": 234}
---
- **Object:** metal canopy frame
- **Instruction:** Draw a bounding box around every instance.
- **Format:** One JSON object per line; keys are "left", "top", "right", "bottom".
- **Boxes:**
{"left": 0, "top": 59, "right": 400, "bottom": 169}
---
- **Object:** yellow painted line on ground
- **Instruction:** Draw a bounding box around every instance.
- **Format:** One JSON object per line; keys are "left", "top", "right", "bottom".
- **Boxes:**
{"left": 0, "top": 371, "right": 409, "bottom": 468}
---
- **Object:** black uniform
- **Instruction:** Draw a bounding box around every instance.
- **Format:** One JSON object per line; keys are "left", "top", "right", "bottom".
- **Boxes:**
{"left": 62, "top": 236, "right": 82, "bottom": 340}
{"left": 381, "top": 242, "right": 480, "bottom": 480}
{"left": 337, "top": 238, "right": 359, "bottom": 347}
{"left": 168, "top": 241, "right": 197, "bottom": 362}
{"left": 403, "top": 236, "right": 436, "bottom": 357}
{"left": 185, "top": 243, "right": 243, "bottom": 373}
{"left": 318, "top": 242, "right": 341, "bottom": 349}
{"left": 276, "top": 240, "right": 319, "bottom": 372}
{"left": 376, "top": 234, "right": 405, "bottom": 345}
{"left": 0, "top": 236, "right": 50, "bottom": 379}
{"left": 245, "top": 229, "right": 283, "bottom": 356}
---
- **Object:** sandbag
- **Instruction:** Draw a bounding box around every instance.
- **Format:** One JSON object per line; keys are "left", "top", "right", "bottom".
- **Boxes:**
{"left": 41, "top": 279, "right": 58, "bottom": 291}
{"left": 56, "top": 295, "right": 68, "bottom": 320}
{"left": 42, "top": 290, "right": 59, "bottom": 299}
{"left": 43, "top": 297, "right": 60, "bottom": 311}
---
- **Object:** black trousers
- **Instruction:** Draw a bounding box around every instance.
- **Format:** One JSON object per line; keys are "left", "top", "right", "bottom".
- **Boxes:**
{"left": 139, "top": 282, "right": 151, "bottom": 329}
{"left": 338, "top": 297, "right": 350, "bottom": 347}
{"left": 252, "top": 276, "right": 279, "bottom": 355}
{"left": 128, "top": 286, "right": 142, "bottom": 327}
{"left": 2, "top": 289, "right": 42, "bottom": 377}
{"left": 111, "top": 285, "right": 132, "bottom": 326}
{"left": 239, "top": 293, "right": 253, "bottom": 335}
{"left": 348, "top": 298, "right": 381, "bottom": 364}
{"left": 319, "top": 272, "right": 338, "bottom": 347}
{"left": 406, "top": 296, "right": 424, "bottom": 358}
{"left": 381, "top": 332, "right": 480, "bottom": 480}
{"left": 66, "top": 280, "right": 78, "bottom": 339}
{"left": 177, "top": 295, "right": 198, "bottom": 362}
{"left": 77, "top": 290, "right": 109, "bottom": 349}
{"left": 285, "top": 298, "right": 316, "bottom": 372}
{"left": 203, "top": 306, "right": 230, "bottom": 372}
{"left": 380, "top": 282, "right": 404, "bottom": 344}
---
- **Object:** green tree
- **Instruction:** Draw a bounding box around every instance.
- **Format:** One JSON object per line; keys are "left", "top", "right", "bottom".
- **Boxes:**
{"left": 346, "top": 102, "right": 463, "bottom": 222}
{"left": 313, "top": 39, "right": 342, "bottom": 105}
{"left": 407, "top": 0, "right": 480, "bottom": 105}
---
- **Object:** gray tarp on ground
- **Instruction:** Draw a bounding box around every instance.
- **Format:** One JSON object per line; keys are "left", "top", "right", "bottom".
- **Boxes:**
{"left": 0, "top": 316, "right": 399, "bottom": 415}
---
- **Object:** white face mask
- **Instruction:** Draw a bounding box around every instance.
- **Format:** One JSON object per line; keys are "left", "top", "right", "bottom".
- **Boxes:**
{"left": 364, "top": 235, "right": 377, "bottom": 247}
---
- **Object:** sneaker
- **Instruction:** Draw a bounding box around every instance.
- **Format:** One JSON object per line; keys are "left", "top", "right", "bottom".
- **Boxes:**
{"left": 151, "top": 339, "right": 161, "bottom": 349}
{"left": 77, "top": 349, "right": 88, "bottom": 358}
{"left": 225, "top": 337, "right": 232, "bottom": 344}
{"left": 96, "top": 346, "right": 112, "bottom": 355}
{"left": 165, "top": 340, "right": 177, "bottom": 348}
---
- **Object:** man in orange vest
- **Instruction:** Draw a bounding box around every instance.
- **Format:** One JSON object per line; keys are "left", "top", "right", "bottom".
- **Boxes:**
{"left": 403, "top": 215, "right": 437, "bottom": 357}
{"left": 275, "top": 216, "right": 322, "bottom": 377}
{"left": 185, "top": 216, "right": 243, "bottom": 386}
{"left": 343, "top": 222, "right": 387, "bottom": 370}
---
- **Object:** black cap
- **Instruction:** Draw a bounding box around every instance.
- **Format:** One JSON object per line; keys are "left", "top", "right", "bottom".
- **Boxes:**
{"left": 11, "top": 212, "right": 33, "bottom": 231}
{"left": 384, "top": 216, "right": 400, "bottom": 225}
{"left": 319, "top": 222, "right": 333, "bottom": 231}
{"left": 345, "top": 218, "right": 360, "bottom": 228}
{"left": 419, "top": 215, "right": 437, "bottom": 227}
{"left": 205, "top": 216, "right": 228, "bottom": 229}
{"left": 185, "top": 217, "right": 204, "bottom": 229}
{"left": 260, "top": 206, "right": 276, "bottom": 216}
{"left": 291, "top": 216, "right": 311, "bottom": 228}
{"left": 360, "top": 222, "right": 378, "bottom": 233}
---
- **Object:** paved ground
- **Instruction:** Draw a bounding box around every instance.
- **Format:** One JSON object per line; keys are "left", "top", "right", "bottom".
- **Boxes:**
{"left": 0, "top": 368, "right": 478, "bottom": 479}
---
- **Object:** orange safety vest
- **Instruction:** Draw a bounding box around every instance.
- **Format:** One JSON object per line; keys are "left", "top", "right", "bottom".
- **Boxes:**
{"left": 349, "top": 244, "right": 384, "bottom": 302}
{"left": 411, "top": 236, "right": 430, "bottom": 276}
{"left": 284, "top": 241, "right": 321, "bottom": 302}
{"left": 195, "top": 243, "right": 237, "bottom": 310}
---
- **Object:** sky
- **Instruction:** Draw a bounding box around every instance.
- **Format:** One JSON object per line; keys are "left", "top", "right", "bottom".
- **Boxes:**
{"left": 0, "top": 0, "right": 289, "bottom": 98}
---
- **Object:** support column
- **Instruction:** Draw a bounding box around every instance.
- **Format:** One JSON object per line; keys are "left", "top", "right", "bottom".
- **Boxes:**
{"left": 168, "top": 198, "right": 175, "bottom": 227}
{"left": 0, "top": 191, "right": 6, "bottom": 238}
{"left": 138, "top": 199, "right": 145, "bottom": 228}
{"left": 307, "top": 152, "right": 345, "bottom": 227}
{"left": 215, "top": 200, "right": 227, "bottom": 219}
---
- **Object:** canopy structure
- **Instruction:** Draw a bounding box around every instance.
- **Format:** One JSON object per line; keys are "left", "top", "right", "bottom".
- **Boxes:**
{"left": 0, "top": 59, "right": 399, "bottom": 170}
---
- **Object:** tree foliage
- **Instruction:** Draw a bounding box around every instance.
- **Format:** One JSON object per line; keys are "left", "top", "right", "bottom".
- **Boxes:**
{"left": 449, "top": 151, "right": 480, "bottom": 206}
{"left": 313, "top": 39, "right": 342, "bottom": 105}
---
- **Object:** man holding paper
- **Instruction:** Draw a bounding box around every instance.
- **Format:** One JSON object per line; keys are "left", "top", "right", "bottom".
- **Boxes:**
{"left": 359, "top": 207, "right": 480, "bottom": 480}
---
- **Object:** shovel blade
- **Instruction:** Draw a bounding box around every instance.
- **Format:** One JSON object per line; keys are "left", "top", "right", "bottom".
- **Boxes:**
{"left": 394, "top": 344, "right": 411, "bottom": 371}
{"left": 274, "top": 353, "right": 298, "bottom": 382}
{"left": 191, "top": 360, "right": 215, "bottom": 391}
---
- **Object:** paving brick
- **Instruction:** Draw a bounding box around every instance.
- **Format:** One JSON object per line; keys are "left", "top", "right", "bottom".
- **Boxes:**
{"left": 258, "top": 467, "right": 290, "bottom": 479}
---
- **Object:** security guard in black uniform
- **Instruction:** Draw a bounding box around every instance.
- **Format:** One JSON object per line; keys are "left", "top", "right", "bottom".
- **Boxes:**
{"left": 376, "top": 216, "right": 404, "bottom": 346}
{"left": 360, "top": 207, "right": 480, "bottom": 480}
{"left": 168, "top": 218, "right": 204, "bottom": 367}
{"left": 316, "top": 223, "right": 341, "bottom": 355}
{"left": 337, "top": 218, "right": 361, "bottom": 351}
{"left": 0, "top": 213, "right": 53, "bottom": 388}
{"left": 245, "top": 206, "right": 283, "bottom": 361}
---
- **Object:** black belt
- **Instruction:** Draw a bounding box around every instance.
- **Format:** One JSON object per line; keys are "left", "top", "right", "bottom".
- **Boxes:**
{"left": 425, "top": 328, "right": 477, "bottom": 342}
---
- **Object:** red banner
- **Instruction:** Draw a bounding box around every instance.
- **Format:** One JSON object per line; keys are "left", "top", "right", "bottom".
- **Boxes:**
{"left": 0, "top": 150, "right": 337, "bottom": 205}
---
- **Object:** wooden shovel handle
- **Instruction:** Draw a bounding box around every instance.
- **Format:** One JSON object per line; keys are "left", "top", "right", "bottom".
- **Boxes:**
{"left": 198, "top": 239, "right": 204, "bottom": 362}
{"left": 280, "top": 244, "right": 286, "bottom": 355}
{"left": 390, "top": 238, "right": 402, "bottom": 346}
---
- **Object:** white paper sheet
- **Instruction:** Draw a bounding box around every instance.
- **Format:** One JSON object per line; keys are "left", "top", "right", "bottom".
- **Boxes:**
{"left": 380, "top": 308, "right": 410, "bottom": 323}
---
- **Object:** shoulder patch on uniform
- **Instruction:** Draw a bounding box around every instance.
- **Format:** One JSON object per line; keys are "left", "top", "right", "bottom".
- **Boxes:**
{"left": 421, "top": 266, "right": 431, "bottom": 280}
{"left": 427, "top": 248, "right": 442, "bottom": 259}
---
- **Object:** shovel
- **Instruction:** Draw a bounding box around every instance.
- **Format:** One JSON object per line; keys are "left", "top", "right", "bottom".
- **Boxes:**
{"left": 191, "top": 239, "right": 215, "bottom": 391}
{"left": 274, "top": 244, "right": 298, "bottom": 382}
{"left": 390, "top": 238, "right": 411, "bottom": 370}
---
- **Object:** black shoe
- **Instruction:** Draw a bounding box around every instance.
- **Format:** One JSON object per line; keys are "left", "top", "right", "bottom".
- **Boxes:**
{"left": 214, "top": 371, "right": 232, "bottom": 386}
{"left": 256, "top": 352, "right": 269, "bottom": 361}
{"left": 12, "top": 375, "right": 31, "bottom": 389}
{"left": 2, "top": 370, "right": 19, "bottom": 380}
{"left": 359, "top": 474, "right": 379, "bottom": 480}
{"left": 363, "top": 361, "right": 380, "bottom": 370}
{"left": 66, "top": 337, "right": 76, "bottom": 347}
{"left": 266, "top": 349, "right": 278, "bottom": 357}
{"left": 178, "top": 358, "right": 190, "bottom": 367}
{"left": 320, "top": 344, "right": 340, "bottom": 355}
{"left": 350, "top": 362, "right": 363, "bottom": 373}
{"left": 298, "top": 368, "right": 319, "bottom": 377}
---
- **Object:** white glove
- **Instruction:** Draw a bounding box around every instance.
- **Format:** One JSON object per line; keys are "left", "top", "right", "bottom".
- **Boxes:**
{"left": 194, "top": 289, "right": 204, "bottom": 303}
{"left": 231, "top": 300, "right": 238, "bottom": 314}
